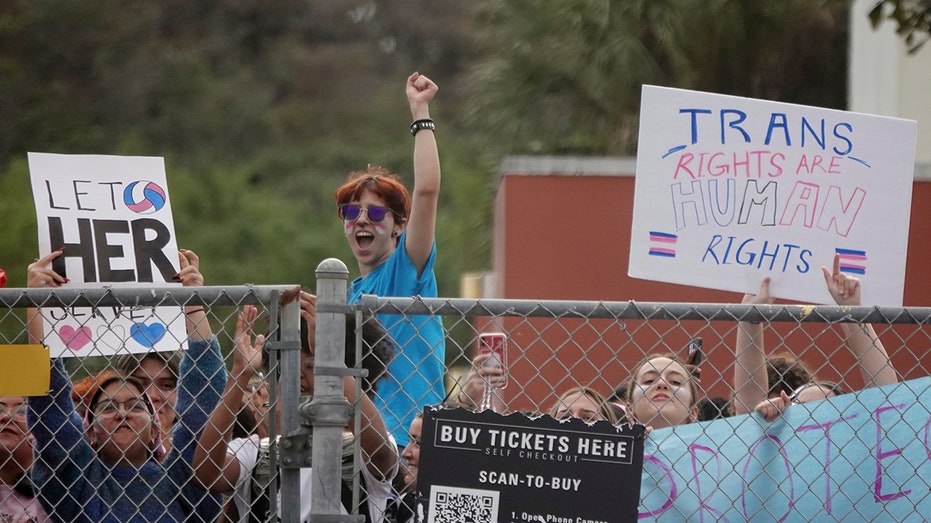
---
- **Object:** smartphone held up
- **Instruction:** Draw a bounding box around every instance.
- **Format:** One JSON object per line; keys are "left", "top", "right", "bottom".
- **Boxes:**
{"left": 479, "top": 332, "right": 508, "bottom": 389}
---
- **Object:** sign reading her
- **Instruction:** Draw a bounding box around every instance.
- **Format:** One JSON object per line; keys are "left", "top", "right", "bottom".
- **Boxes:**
{"left": 628, "top": 86, "right": 917, "bottom": 305}
{"left": 28, "top": 153, "right": 186, "bottom": 357}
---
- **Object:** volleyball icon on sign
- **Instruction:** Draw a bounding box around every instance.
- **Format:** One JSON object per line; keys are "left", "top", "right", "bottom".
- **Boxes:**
{"left": 123, "top": 180, "right": 167, "bottom": 214}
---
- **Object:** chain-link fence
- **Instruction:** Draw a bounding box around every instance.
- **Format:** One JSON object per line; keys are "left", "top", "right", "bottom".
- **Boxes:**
{"left": 2, "top": 262, "right": 931, "bottom": 522}
{"left": 346, "top": 295, "right": 931, "bottom": 521}
{"left": 0, "top": 284, "right": 304, "bottom": 523}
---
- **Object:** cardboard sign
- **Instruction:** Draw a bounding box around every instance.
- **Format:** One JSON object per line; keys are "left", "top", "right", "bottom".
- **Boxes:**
{"left": 417, "top": 408, "right": 646, "bottom": 523}
{"left": 629, "top": 85, "right": 917, "bottom": 306}
{"left": 640, "top": 377, "right": 931, "bottom": 521}
{"left": 28, "top": 153, "right": 187, "bottom": 357}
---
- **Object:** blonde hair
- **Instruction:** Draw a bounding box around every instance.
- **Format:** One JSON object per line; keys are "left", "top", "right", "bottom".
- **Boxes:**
{"left": 547, "top": 387, "right": 619, "bottom": 424}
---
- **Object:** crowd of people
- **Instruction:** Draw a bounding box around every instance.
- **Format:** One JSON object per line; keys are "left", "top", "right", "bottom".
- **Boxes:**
{"left": 1, "top": 71, "right": 903, "bottom": 522}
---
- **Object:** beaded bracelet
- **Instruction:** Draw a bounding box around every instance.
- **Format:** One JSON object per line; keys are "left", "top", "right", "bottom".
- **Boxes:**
{"left": 410, "top": 118, "right": 435, "bottom": 136}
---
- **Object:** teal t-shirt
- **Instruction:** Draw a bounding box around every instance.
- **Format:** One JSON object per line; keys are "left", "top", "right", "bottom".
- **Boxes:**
{"left": 348, "top": 232, "right": 446, "bottom": 447}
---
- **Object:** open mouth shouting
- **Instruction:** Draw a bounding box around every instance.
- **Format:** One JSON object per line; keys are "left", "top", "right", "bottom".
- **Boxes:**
{"left": 355, "top": 230, "right": 375, "bottom": 251}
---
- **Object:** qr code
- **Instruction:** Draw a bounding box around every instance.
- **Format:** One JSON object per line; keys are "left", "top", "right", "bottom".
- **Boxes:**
{"left": 428, "top": 485, "right": 499, "bottom": 523}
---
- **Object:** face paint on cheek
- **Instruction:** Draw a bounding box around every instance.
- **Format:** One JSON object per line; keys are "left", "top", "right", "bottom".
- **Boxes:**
{"left": 373, "top": 222, "right": 388, "bottom": 235}
{"left": 344, "top": 220, "right": 355, "bottom": 235}
{"left": 666, "top": 385, "right": 690, "bottom": 409}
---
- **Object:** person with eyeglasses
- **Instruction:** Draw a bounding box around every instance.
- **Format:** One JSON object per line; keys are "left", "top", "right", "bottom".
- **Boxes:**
{"left": 753, "top": 380, "right": 850, "bottom": 422}
{"left": 736, "top": 254, "right": 898, "bottom": 423}
{"left": 393, "top": 398, "right": 472, "bottom": 523}
{"left": 113, "top": 349, "right": 183, "bottom": 458}
{"left": 0, "top": 396, "right": 49, "bottom": 522}
{"left": 25, "top": 249, "right": 226, "bottom": 523}
{"left": 333, "top": 72, "right": 445, "bottom": 454}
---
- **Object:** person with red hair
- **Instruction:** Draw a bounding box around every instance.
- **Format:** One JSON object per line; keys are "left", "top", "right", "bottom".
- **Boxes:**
{"left": 334, "top": 72, "right": 444, "bottom": 450}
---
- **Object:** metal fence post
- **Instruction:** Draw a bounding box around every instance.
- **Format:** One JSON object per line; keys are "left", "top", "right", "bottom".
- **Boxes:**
{"left": 309, "top": 258, "right": 351, "bottom": 520}
{"left": 277, "top": 292, "right": 303, "bottom": 523}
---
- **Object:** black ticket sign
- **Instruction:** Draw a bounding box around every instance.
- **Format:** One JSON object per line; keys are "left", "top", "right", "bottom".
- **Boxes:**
{"left": 416, "top": 408, "right": 645, "bottom": 523}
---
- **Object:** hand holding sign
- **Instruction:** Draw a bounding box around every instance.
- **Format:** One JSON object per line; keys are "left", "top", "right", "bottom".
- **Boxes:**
{"left": 742, "top": 276, "right": 774, "bottom": 306}
{"left": 27, "top": 250, "right": 67, "bottom": 288}
{"left": 175, "top": 249, "right": 204, "bottom": 286}
{"left": 177, "top": 249, "right": 213, "bottom": 342}
{"left": 822, "top": 253, "right": 862, "bottom": 306}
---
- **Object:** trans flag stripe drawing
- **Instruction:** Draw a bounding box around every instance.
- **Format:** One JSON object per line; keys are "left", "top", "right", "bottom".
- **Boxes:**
{"left": 835, "top": 247, "right": 867, "bottom": 275}
{"left": 649, "top": 231, "right": 678, "bottom": 258}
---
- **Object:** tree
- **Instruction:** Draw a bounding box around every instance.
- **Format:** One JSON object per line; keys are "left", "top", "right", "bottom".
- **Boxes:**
{"left": 870, "top": 0, "right": 931, "bottom": 53}
{"left": 0, "top": 0, "right": 488, "bottom": 301}
{"left": 463, "top": 0, "right": 850, "bottom": 156}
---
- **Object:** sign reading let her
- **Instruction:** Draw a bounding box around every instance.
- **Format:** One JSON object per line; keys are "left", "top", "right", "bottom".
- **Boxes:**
{"left": 28, "top": 153, "right": 187, "bottom": 357}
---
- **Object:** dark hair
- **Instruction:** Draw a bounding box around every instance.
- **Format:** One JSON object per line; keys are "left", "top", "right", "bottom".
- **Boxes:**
{"left": 334, "top": 165, "right": 411, "bottom": 224}
{"left": 766, "top": 352, "right": 813, "bottom": 397}
{"left": 298, "top": 313, "right": 395, "bottom": 397}
{"left": 347, "top": 316, "right": 394, "bottom": 394}
{"left": 71, "top": 369, "right": 120, "bottom": 417}
{"left": 233, "top": 403, "right": 259, "bottom": 439}
{"left": 609, "top": 380, "right": 629, "bottom": 403}
{"left": 113, "top": 351, "right": 182, "bottom": 381}
{"left": 86, "top": 375, "right": 155, "bottom": 427}
{"left": 697, "top": 396, "right": 733, "bottom": 421}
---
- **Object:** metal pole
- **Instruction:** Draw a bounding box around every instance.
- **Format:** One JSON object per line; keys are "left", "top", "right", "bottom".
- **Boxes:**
{"left": 278, "top": 293, "right": 303, "bottom": 523}
{"left": 309, "top": 258, "right": 351, "bottom": 519}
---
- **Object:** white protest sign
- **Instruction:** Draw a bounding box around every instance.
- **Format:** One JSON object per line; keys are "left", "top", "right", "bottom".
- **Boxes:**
{"left": 28, "top": 153, "right": 187, "bottom": 357}
{"left": 629, "top": 86, "right": 917, "bottom": 306}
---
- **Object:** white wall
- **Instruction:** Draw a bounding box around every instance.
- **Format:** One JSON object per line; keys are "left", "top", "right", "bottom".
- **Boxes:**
{"left": 849, "top": 0, "right": 931, "bottom": 173}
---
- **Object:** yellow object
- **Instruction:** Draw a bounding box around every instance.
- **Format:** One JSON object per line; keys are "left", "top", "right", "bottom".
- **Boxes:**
{"left": 0, "top": 344, "right": 51, "bottom": 395}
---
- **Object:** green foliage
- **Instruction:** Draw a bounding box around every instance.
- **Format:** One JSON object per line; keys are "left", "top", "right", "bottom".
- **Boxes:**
{"left": 1, "top": 0, "right": 867, "bottom": 324}
{"left": 870, "top": 0, "right": 931, "bottom": 53}
{"left": 0, "top": 158, "right": 40, "bottom": 288}
{"left": 0, "top": 0, "right": 490, "bottom": 302}
{"left": 464, "top": 0, "right": 850, "bottom": 156}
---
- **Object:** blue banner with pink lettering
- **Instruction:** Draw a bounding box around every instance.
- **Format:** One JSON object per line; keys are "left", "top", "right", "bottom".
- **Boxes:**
{"left": 629, "top": 85, "right": 917, "bottom": 306}
{"left": 640, "top": 377, "right": 931, "bottom": 521}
